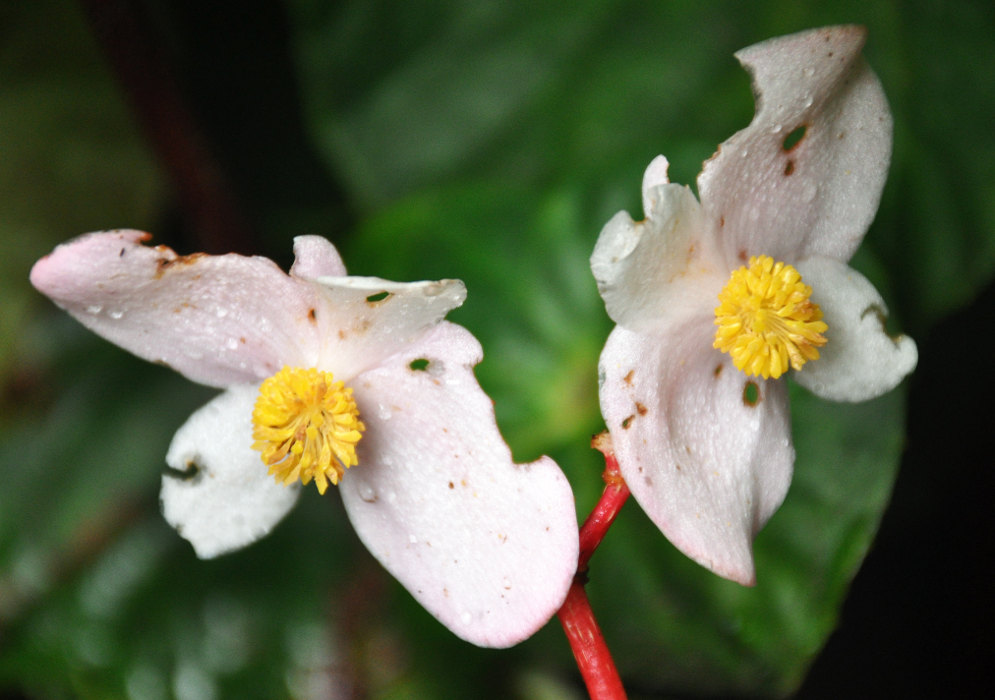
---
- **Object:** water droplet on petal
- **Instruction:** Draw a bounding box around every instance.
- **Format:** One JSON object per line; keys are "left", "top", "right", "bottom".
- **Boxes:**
{"left": 771, "top": 124, "right": 783, "bottom": 134}
{"left": 108, "top": 310, "right": 124, "bottom": 320}
{"left": 215, "top": 308, "right": 229, "bottom": 318}
{"left": 358, "top": 483, "right": 377, "bottom": 502}
{"left": 408, "top": 534, "right": 417, "bottom": 544}
{"left": 86, "top": 305, "right": 103, "bottom": 315}
{"left": 376, "top": 404, "right": 392, "bottom": 420}
{"left": 804, "top": 66, "right": 816, "bottom": 78}
{"left": 225, "top": 338, "right": 239, "bottom": 350}
{"left": 460, "top": 611, "right": 472, "bottom": 626}
{"left": 502, "top": 578, "right": 512, "bottom": 590}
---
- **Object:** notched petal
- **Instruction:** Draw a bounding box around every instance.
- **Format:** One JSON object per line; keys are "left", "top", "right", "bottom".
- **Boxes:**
{"left": 698, "top": 26, "right": 892, "bottom": 263}
{"left": 794, "top": 257, "right": 917, "bottom": 401}
{"left": 160, "top": 386, "right": 300, "bottom": 559}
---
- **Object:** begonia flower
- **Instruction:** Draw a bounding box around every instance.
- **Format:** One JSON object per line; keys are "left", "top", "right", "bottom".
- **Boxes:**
{"left": 30, "top": 231, "right": 578, "bottom": 647}
{"left": 590, "top": 26, "right": 917, "bottom": 585}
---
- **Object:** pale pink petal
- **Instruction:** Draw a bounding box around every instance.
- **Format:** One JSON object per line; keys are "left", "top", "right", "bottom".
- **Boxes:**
{"left": 289, "top": 235, "right": 347, "bottom": 280}
{"left": 338, "top": 322, "right": 578, "bottom": 647}
{"left": 794, "top": 257, "right": 918, "bottom": 401}
{"left": 590, "top": 182, "right": 724, "bottom": 330}
{"left": 309, "top": 276, "right": 467, "bottom": 381}
{"left": 29, "top": 230, "right": 319, "bottom": 387}
{"left": 161, "top": 384, "right": 301, "bottom": 558}
{"left": 598, "top": 320, "right": 793, "bottom": 585}
{"left": 641, "top": 154, "right": 671, "bottom": 216}
{"left": 698, "top": 26, "right": 891, "bottom": 264}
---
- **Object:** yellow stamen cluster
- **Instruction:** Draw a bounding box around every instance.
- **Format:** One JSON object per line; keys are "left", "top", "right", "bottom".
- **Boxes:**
{"left": 251, "top": 366, "right": 365, "bottom": 494}
{"left": 714, "top": 255, "right": 828, "bottom": 379}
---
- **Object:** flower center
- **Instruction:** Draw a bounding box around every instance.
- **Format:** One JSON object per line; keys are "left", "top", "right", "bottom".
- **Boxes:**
{"left": 251, "top": 366, "right": 365, "bottom": 494}
{"left": 713, "top": 255, "right": 827, "bottom": 379}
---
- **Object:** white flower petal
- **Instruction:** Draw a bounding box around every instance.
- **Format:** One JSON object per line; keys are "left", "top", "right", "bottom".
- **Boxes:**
{"left": 161, "top": 385, "right": 301, "bottom": 558}
{"left": 339, "top": 322, "right": 578, "bottom": 647}
{"left": 29, "top": 230, "right": 319, "bottom": 387}
{"left": 794, "top": 257, "right": 918, "bottom": 402}
{"left": 309, "top": 275, "right": 467, "bottom": 381}
{"left": 698, "top": 26, "right": 892, "bottom": 264}
{"left": 641, "top": 154, "right": 671, "bottom": 216}
{"left": 290, "top": 235, "right": 347, "bottom": 280}
{"left": 591, "top": 182, "right": 723, "bottom": 330}
{"left": 598, "top": 321, "right": 793, "bottom": 585}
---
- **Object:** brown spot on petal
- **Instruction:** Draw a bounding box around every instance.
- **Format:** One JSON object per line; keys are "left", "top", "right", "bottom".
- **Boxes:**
{"left": 623, "top": 369, "right": 635, "bottom": 385}
{"left": 784, "top": 159, "right": 795, "bottom": 176}
{"left": 738, "top": 249, "right": 748, "bottom": 262}
{"left": 621, "top": 415, "right": 635, "bottom": 430}
{"left": 307, "top": 308, "right": 317, "bottom": 323}
{"left": 713, "top": 364, "right": 723, "bottom": 377}
{"left": 635, "top": 402, "right": 648, "bottom": 416}
{"left": 154, "top": 252, "right": 206, "bottom": 279}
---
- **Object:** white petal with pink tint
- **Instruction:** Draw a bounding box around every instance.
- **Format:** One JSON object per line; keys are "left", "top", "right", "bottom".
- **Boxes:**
{"left": 290, "top": 235, "right": 348, "bottom": 279}
{"left": 161, "top": 384, "right": 301, "bottom": 558}
{"left": 598, "top": 319, "right": 793, "bottom": 585}
{"left": 29, "top": 230, "right": 318, "bottom": 387}
{"left": 795, "top": 257, "right": 918, "bottom": 402}
{"left": 309, "top": 276, "right": 466, "bottom": 381}
{"left": 591, "top": 183, "right": 719, "bottom": 331}
{"left": 698, "top": 26, "right": 892, "bottom": 264}
{"left": 340, "top": 322, "right": 578, "bottom": 647}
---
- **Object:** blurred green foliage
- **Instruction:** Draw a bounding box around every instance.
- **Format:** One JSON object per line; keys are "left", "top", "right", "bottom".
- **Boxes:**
{"left": 2, "top": 0, "right": 992, "bottom": 698}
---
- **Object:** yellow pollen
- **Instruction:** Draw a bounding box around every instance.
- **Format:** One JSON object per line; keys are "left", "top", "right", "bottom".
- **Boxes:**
{"left": 251, "top": 366, "right": 365, "bottom": 494}
{"left": 713, "top": 255, "right": 828, "bottom": 379}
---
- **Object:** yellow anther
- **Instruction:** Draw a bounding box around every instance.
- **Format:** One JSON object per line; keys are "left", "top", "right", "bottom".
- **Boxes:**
{"left": 251, "top": 366, "right": 364, "bottom": 494}
{"left": 713, "top": 255, "right": 828, "bottom": 379}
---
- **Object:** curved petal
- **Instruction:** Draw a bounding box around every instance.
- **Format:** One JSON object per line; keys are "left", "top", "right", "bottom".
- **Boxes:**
{"left": 289, "top": 235, "right": 347, "bottom": 280}
{"left": 794, "top": 257, "right": 918, "bottom": 402}
{"left": 698, "top": 26, "right": 892, "bottom": 264}
{"left": 29, "top": 230, "right": 319, "bottom": 387}
{"left": 161, "top": 385, "right": 301, "bottom": 558}
{"left": 598, "top": 321, "right": 793, "bottom": 585}
{"left": 338, "top": 322, "right": 578, "bottom": 647}
{"left": 310, "top": 276, "right": 467, "bottom": 381}
{"left": 590, "top": 182, "right": 724, "bottom": 330}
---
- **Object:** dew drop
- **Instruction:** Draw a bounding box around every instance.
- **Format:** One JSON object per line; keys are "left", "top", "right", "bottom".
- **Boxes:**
{"left": 804, "top": 66, "right": 816, "bottom": 78}
{"left": 771, "top": 124, "right": 783, "bottom": 134}
{"left": 85, "top": 304, "right": 103, "bottom": 315}
{"left": 376, "top": 404, "right": 392, "bottom": 420}
{"left": 358, "top": 483, "right": 377, "bottom": 503}
{"left": 108, "top": 310, "right": 124, "bottom": 320}
{"left": 225, "top": 338, "right": 239, "bottom": 350}
{"left": 460, "top": 611, "right": 472, "bottom": 626}
{"left": 215, "top": 308, "right": 229, "bottom": 318}
{"left": 502, "top": 578, "right": 512, "bottom": 590}
{"left": 408, "top": 534, "right": 418, "bottom": 544}
{"left": 740, "top": 148, "right": 750, "bottom": 159}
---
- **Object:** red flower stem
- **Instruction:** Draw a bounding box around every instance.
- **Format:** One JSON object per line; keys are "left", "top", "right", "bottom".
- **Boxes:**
{"left": 557, "top": 432, "right": 630, "bottom": 700}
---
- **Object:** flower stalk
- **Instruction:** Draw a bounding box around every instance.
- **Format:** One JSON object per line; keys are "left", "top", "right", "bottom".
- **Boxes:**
{"left": 557, "top": 433, "right": 630, "bottom": 699}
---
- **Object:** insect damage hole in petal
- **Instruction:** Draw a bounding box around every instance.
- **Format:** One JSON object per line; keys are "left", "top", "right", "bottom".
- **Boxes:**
{"left": 161, "top": 385, "right": 301, "bottom": 558}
